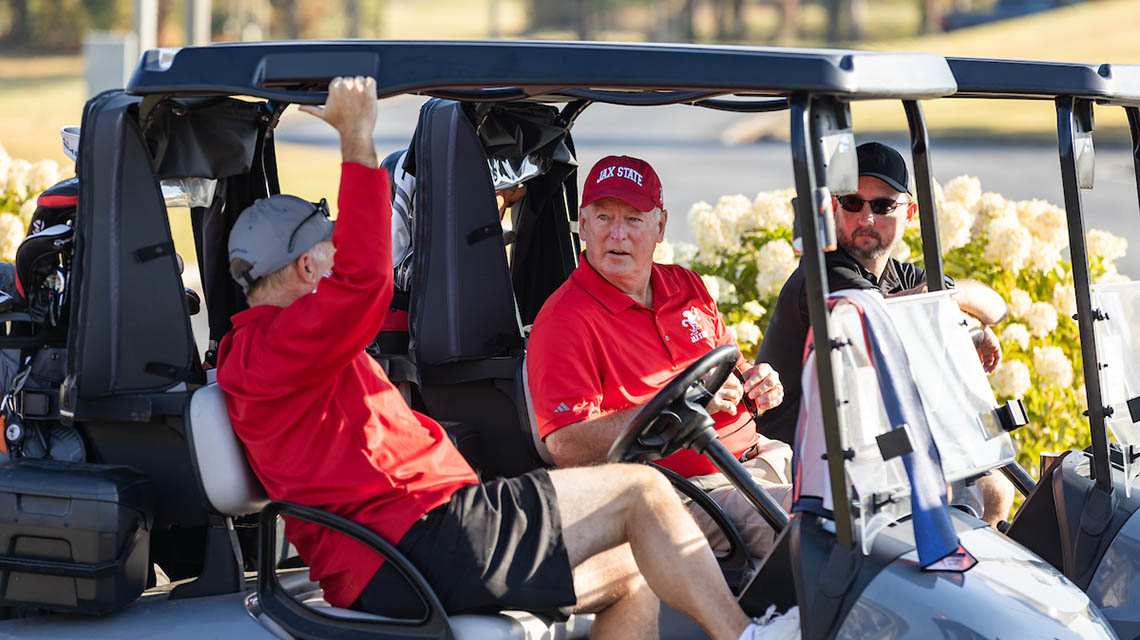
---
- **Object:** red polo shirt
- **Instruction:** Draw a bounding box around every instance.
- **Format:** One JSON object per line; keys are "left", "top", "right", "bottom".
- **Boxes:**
{"left": 528, "top": 257, "right": 756, "bottom": 478}
{"left": 218, "top": 163, "right": 478, "bottom": 608}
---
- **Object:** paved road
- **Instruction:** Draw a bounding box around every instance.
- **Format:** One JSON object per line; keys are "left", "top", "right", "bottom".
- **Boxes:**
{"left": 277, "top": 96, "right": 1140, "bottom": 277}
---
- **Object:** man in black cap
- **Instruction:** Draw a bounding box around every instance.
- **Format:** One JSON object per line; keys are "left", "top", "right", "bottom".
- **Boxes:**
{"left": 756, "top": 141, "right": 1012, "bottom": 526}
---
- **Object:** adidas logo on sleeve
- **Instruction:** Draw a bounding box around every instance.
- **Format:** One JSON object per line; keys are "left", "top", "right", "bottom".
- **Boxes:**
{"left": 552, "top": 402, "right": 570, "bottom": 414}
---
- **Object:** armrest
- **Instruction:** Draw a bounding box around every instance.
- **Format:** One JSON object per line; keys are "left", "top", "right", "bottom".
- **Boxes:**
{"left": 257, "top": 501, "right": 453, "bottom": 640}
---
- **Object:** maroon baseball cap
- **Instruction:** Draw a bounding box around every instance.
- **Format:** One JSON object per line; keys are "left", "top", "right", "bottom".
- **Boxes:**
{"left": 581, "top": 155, "right": 664, "bottom": 213}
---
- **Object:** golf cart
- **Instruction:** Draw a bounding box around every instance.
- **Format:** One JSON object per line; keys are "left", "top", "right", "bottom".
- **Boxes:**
{"left": 944, "top": 56, "right": 1140, "bottom": 638}
{"left": 0, "top": 41, "right": 1112, "bottom": 638}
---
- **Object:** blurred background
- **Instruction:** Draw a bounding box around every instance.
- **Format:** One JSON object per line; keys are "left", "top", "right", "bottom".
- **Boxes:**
{"left": 1, "top": 0, "right": 1138, "bottom": 274}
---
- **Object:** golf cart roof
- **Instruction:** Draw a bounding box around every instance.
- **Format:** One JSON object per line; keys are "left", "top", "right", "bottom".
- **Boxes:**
{"left": 125, "top": 40, "right": 956, "bottom": 104}
{"left": 947, "top": 57, "right": 1140, "bottom": 105}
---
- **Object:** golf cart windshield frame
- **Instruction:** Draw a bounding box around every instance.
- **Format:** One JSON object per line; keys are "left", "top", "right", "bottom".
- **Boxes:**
{"left": 122, "top": 40, "right": 958, "bottom": 550}
{"left": 948, "top": 57, "right": 1140, "bottom": 496}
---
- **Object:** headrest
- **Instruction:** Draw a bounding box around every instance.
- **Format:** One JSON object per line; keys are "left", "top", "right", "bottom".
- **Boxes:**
{"left": 185, "top": 384, "right": 268, "bottom": 516}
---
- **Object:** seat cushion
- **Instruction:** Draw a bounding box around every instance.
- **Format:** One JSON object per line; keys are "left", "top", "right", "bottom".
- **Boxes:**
{"left": 185, "top": 383, "right": 268, "bottom": 516}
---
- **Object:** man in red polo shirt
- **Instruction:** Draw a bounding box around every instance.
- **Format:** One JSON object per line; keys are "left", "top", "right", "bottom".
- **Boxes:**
{"left": 528, "top": 155, "right": 794, "bottom": 559}
{"left": 218, "top": 78, "right": 795, "bottom": 640}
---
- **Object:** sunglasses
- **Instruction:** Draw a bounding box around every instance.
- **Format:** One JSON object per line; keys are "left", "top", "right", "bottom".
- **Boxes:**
{"left": 835, "top": 195, "right": 907, "bottom": 216}
{"left": 287, "top": 198, "right": 330, "bottom": 252}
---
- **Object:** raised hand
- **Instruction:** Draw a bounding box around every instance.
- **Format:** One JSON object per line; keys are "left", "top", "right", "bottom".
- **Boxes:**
{"left": 299, "top": 76, "right": 378, "bottom": 168}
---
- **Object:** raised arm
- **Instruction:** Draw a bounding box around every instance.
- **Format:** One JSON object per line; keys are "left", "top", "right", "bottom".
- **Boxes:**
{"left": 257, "top": 77, "right": 393, "bottom": 382}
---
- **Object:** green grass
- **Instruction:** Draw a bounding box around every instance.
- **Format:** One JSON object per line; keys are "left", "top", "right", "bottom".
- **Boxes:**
{"left": 851, "top": 0, "right": 1140, "bottom": 139}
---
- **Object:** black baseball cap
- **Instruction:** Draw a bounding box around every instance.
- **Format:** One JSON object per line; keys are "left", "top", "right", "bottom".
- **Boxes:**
{"left": 856, "top": 142, "right": 911, "bottom": 195}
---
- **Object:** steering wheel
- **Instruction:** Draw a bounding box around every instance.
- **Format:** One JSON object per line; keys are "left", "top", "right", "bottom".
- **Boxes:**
{"left": 606, "top": 344, "right": 739, "bottom": 464}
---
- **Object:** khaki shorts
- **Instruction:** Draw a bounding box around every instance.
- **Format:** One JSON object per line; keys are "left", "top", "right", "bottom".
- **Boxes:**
{"left": 680, "top": 438, "right": 794, "bottom": 559}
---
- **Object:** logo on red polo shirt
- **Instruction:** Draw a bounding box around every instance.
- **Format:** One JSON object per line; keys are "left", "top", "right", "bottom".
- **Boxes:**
{"left": 681, "top": 306, "right": 709, "bottom": 343}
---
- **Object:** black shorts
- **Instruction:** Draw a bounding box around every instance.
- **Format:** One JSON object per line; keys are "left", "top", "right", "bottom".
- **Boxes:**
{"left": 351, "top": 469, "right": 577, "bottom": 619}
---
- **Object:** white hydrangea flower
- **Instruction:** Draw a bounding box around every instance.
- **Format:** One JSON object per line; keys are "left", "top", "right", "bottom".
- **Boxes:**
{"left": 1051, "top": 282, "right": 1077, "bottom": 319}
{"left": 989, "top": 359, "right": 1031, "bottom": 399}
{"left": 1015, "top": 198, "right": 1048, "bottom": 227}
{"left": 943, "top": 175, "right": 982, "bottom": 210}
{"left": 754, "top": 239, "right": 797, "bottom": 298}
{"left": 749, "top": 189, "right": 795, "bottom": 231}
{"left": 1033, "top": 345, "right": 1074, "bottom": 389}
{"left": 973, "top": 192, "right": 1017, "bottom": 236}
{"left": 18, "top": 198, "right": 37, "bottom": 227}
{"left": 1025, "top": 301, "right": 1059, "bottom": 338}
{"left": 936, "top": 200, "right": 973, "bottom": 251}
{"left": 712, "top": 194, "right": 751, "bottom": 251}
{"left": 27, "top": 159, "right": 60, "bottom": 195}
{"left": 1025, "top": 242, "right": 1062, "bottom": 274}
{"left": 653, "top": 239, "right": 674, "bottom": 265}
{"left": 689, "top": 201, "right": 729, "bottom": 257}
{"left": 672, "top": 242, "right": 698, "bottom": 267}
{"left": 6, "top": 159, "right": 31, "bottom": 200}
{"left": 1009, "top": 289, "right": 1032, "bottom": 319}
{"left": 700, "top": 274, "right": 721, "bottom": 303}
{"left": 742, "top": 300, "right": 766, "bottom": 318}
{"left": 0, "top": 213, "right": 25, "bottom": 262}
{"left": 1001, "top": 323, "right": 1031, "bottom": 351}
{"left": 1025, "top": 202, "right": 1068, "bottom": 249}
{"left": 982, "top": 225, "right": 1031, "bottom": 274}
{"left": 975, "top": 191, "right": 1013, "bottom": 219}
{"left": 731, "top": 321, "right": 762, "bottom": 347}
{"left": 1087, "top": 229, "right": 1128, "bottom": 263}
{"left": 713, "top": 276, "right": 736, "bottom": 304}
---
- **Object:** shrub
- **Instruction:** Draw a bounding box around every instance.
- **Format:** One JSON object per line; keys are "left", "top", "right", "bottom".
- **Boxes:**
{"left": 0, "top": 144, "right": 69, "bottom": 260}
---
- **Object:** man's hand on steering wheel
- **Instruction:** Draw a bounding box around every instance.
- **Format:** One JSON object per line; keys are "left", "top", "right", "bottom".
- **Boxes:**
{"left": 708, "top": 373, "right": 743, "bottom": 415}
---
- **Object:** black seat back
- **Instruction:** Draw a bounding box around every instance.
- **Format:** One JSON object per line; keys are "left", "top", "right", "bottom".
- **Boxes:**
{"left": 405, "top": 99, "right": 578, "bottom": 477}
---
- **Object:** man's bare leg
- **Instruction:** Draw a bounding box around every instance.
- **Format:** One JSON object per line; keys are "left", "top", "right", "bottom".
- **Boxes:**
{"left": 549, "top": 464, "right": 751, "bottom": 640}
{"left": 572, "top": 544, "right": 659, "bottom": 640}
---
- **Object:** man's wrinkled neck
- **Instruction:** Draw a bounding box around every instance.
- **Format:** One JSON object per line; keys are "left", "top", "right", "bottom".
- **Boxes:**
{"left": 586, "top": 254, "right": 654, "bottom": 308}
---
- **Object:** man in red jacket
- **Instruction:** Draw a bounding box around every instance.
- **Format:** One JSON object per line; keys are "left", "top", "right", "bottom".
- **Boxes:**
{"left": 218, "top": 77, "right": 792, "bottom": 640}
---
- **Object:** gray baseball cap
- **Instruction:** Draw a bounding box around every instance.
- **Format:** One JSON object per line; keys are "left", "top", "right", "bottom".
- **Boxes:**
{"left": 228, "top": 195, "right": 333, "bottom": 291}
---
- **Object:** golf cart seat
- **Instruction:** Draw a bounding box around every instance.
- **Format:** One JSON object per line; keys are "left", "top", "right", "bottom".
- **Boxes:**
{"left": 396, "top": 98, "right": 580, "bottom": 479}
{"left": 184, "top": 383, "right": 591, "bottom": 639}
{"left": 519, "top": 355, "right": 555, "bottom": 466}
